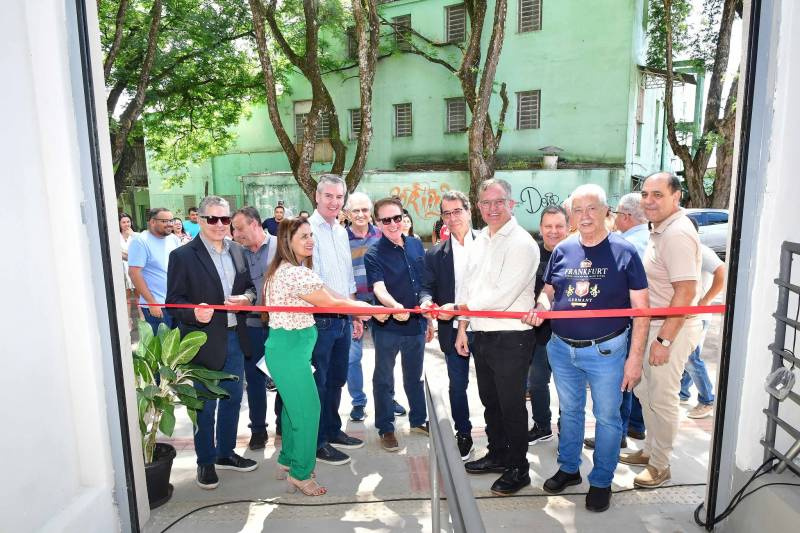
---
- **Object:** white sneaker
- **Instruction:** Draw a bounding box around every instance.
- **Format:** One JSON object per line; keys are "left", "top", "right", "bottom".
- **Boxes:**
{"left": 688, "top": 403, "right": 714, "bottom": 419}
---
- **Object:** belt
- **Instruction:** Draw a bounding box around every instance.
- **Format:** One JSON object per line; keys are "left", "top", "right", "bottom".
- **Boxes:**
{"left": 315, "top": 313, "right": 349, "bottom": 320}
{"left": 556, "top": 327, "right": 627, "bottom": 348}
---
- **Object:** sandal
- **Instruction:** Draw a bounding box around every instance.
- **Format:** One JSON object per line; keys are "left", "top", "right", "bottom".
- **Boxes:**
{"left": 286, "top": 475, "right": 327, "bottom": 496}
{"left": 276, "top": 463, "right": 315, "bottom": 480}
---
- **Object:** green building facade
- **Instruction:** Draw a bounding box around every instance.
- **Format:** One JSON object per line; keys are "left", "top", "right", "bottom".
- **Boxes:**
{"left": 147, "top": 0, "right": 670, "bottom": 235}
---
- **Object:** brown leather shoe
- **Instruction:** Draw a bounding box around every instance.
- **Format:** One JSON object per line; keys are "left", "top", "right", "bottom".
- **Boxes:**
{"left": 618, "top": 449, "right": 650, "bottom": 466}
{"left": 634, "top": 465, "right": 671, "bottom": 488}
{"left": 380, "top": 432, "right": 400, "bottom": 452}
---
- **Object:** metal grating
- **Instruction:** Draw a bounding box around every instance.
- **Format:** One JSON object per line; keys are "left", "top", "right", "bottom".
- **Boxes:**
{"left": 762, "top": 241, "right": 800, "bottom": 477}
{"left": 349, "top": 108, "right": 361, "bottom": 140}
{"left": 516, "top": 90, "right": 541, "bottom": 129}
{"left": 446, "top": 97, "right": 467, "bottom": 133}
{"left": 394, "top": 102, "right": 412, "bottom": 137}
{"left": 446, "top": 3, "right": 467, "bottom": 43}
{"left": 393, "top": 14, "right": 412, "bottom": 51}
{"left": 518, "top": 0, "right": 542, "bottom": 33}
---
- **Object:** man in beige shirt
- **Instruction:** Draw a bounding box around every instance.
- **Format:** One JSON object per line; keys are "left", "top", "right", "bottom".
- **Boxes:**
{"left": 620, "top": 172, "right": 703, "bottom": 488}
{"left": 450, "top": 178, "right": 540, "bottom": 496}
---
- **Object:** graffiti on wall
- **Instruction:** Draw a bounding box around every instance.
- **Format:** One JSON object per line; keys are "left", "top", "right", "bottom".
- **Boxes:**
{"left": 518, "top": 186, "right": 562, "bottom": 215}
{"left": 389, "top": 182, "right": 452, "bottom": 220}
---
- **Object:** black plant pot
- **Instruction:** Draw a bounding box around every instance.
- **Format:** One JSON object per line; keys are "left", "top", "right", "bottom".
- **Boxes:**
{"left": 145, "top": 442, "right": 176, "bottom": 509}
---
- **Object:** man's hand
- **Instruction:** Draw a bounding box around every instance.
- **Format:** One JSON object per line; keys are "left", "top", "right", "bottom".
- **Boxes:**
{"left": 455, "top": 329, "right": 470, "bottom": 357}
{"left": 147, "top": 304, "right": 163, "bottom": 319}
{"left": 194, "top": 303, "right": 214, "bottom": 324}
{"left": 522, "top": 303, "right": 546, "bottom": 327}
{"left": 225, "top": 295, "right": 251, "bottom": 307}
{"left": 648, "top": 340, "right": 670, "bottom": 366}
{"left": 426, "top": 320, "right": 435, "bottom": 343}
{"left": 436, "top": 303, "right": 458, "bottom": 321}
{"left": 392, "top": 302, "right": 410, "bottom": 322}
{"left": 621, "top": 356, "right": 642, "bottom": 392}
{"left": 352, "top": 318, "right": 364, "bottom": 340}
{"left": 351, "top": 300, "right": 375, "bottom": 321}
{"left": 420, "top": 300, "right": 435, "bottom": 320}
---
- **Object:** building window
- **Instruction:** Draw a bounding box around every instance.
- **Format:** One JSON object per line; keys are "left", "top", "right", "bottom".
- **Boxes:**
{"left": 446, "top": 4, "right": 467, "bottom": 43}
{"left": 294, "top": 108, "right": 330, "bottom": 143}
{"left": 516, "top": 90, "right": 540, "bottom": 129}
{"left": 518, "top": 0, "right": 542, "bottom": 33}
{"left": 393, "top": 14, "right": 412, "bottom": 51}
{"left": 394, "top": 103, "right": 412, "bottom": 137}
{"left": 347, "top": 26, "right": 358, "bottom": 60}
{"left": 635, "top": 85, "right": 645, "bottom": 155}
{"left": 349, "top": 108, "right": 361, "bottom": 140}
{"left": 446, "top": 98, "right": 467, "bottom": 132}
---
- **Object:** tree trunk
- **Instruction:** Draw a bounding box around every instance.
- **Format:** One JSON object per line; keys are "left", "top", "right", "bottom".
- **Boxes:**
{"left": 711, "top": 73, "right": 739, "bottom": 208}
{"left": 111, "top": 0, "right": 162, "bottom": 169}
{"left": 104, "top": 0, "right": 130, "bottom": 79}
{"left": 345, "top": 0, "right": 380, "bottom": 193}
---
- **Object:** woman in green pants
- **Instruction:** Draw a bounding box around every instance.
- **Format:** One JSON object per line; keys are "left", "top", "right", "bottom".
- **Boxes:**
{"left": 263, "top": 217, "right": 387, "bottom": 496}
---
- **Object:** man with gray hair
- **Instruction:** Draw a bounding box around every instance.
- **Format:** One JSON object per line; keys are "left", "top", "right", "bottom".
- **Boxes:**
{"left": 167, "top": 195, "right": 259, "bottom": 489}
{"left": 524, "top": 183, "right": 649, "bottom": 512}
{"left": 308, "top": 175, "right": 364, "bottom": 465}
{"left": 614, "top": 192, "right": 649, "bottom": 257}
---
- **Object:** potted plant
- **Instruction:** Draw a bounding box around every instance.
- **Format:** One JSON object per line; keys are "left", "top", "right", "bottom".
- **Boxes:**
{"left": 132, "top": 320, "right": 237, "bottom": 509}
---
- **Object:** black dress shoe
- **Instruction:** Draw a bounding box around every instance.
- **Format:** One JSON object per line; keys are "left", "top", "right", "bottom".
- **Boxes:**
{"left": 248, "top": 431, "right": 268, "bottom": 450}
{"left": 627, "top": 428, "right": 646, "bottom": 440}
{"left": 586, "top": 485, "right": 612, "bottom": 512}
{"left": 543, "top": 469, "right": 582, "bottom": 493}
{"left": 490, "top": 467, "right": 531, "bottom": 496}
{"left": 464, "top": 453, "right": 506, "bottom": 474}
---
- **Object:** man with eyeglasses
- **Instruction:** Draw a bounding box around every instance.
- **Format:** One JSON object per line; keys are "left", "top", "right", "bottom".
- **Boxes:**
{"left": 364, "top": 196, "right": 431, "bottom": 452}
{"left": 523, "top": 184, "right": 649, "bottom": 512}
{"left": 419, "top": 190, "right": 477, "bottom": 461}
{"left": 452, "top": 178, "right": 539, "bottom": 496}
{"left": 128, "top": 207, "right": 180, "bottom": 335}
{"left": 166, "top": 195, "right": 259, "bottom": 489}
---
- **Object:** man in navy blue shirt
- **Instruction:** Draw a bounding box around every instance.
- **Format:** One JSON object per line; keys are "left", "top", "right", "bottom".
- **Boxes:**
{"left": 524, "top": 184, "right": 649, "bottom": 513}
{"left": 364, "top": 197, "right": 431, "bottom": 452}
{"left": 261, "top": 205, "right": 285, "bottom": 236}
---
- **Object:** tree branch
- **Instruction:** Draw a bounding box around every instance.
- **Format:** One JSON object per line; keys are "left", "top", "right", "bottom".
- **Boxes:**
{"left": 103, "top": 0, "right": 130, "bottom": 79}
{"left": 494, "top": 82, "right": 509, "bottom": 151}
{"left": 264, "top": 0, "right": 306, "bottom": 70}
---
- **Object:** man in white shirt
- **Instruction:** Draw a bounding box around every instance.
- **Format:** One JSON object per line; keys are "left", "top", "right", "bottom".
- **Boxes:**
{"left": 453, "top": 178, "right": 540, "bottom": 496}
{"left": 307, "top": 175, "right": 364, "bottom": 466}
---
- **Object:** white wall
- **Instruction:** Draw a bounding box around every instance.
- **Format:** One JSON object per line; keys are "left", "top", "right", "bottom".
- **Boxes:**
{"left": 0, "top": 0, "right": 144, "bottom": 530}
{"left": 727, "top": 0, "right": 800, "bottom": 472}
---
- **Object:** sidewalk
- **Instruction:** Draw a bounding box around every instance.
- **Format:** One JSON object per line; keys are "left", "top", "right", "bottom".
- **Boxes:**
{"left": 145, "top": 317, "right": 720, "bottom": 533}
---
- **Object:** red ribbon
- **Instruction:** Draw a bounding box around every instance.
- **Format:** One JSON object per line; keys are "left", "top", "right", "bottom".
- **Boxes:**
{"left": 143, "top": 302, "right": 725, "bottom": 320}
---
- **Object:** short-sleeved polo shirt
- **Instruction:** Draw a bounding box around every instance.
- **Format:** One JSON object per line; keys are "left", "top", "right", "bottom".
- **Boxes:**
{"left": 364, "top": 234, "right": 426, "bottom": 336}
{"left": 643, "top": 209, "right": 702, "bottom": 310}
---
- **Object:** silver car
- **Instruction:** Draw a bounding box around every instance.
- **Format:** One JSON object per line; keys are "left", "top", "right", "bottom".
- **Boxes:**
{"left": 685, "top": 208, "right": 729, "bottom": 259}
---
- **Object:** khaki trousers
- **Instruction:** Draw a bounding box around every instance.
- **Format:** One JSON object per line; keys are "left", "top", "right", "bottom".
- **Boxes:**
{"left": 634, "top": 319, "right": 703, "bottom": 470}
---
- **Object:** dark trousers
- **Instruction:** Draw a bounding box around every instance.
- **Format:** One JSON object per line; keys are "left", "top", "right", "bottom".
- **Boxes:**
{"left": 472, "top": 329, "right": 536, "bottom": 469}
{"left": 244, "top": 325, "right": 269, "bottom": 433}
{"left": 527, "top": 341, "right": 552, "bottom": 428}
{"left": 619, "top": 334, "right": 646, "bottom": 434}
{"left": 311, "top": 317, "right": 351, "bottom": 448}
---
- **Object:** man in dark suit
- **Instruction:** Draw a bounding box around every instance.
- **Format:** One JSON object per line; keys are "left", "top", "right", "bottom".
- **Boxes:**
{"left": 420, "top": 190, "right": 476, "bottom": 460}
{"left": 166, "top": 196, "right": 259, "bottom": 490}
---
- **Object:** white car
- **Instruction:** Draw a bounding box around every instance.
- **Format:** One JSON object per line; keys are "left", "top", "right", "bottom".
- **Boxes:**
{"left": 685, "top": 208, "right": 729, "bottom": 259}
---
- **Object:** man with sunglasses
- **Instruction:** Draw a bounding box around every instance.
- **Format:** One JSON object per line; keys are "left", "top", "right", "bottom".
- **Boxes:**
{"left": 128, "top": 207, "right": 180, "bottom": 335}
{"left": 365, "top": 197, "right": 431, "bottom": 452}
{"left": 453, "top": 178, "right": 539, "bottom": 496}
{"left": 166, "top": 196, "right": 259, "bottom": 490}
{"left": 419, "top": 190, "right": 477, "bottom": 461}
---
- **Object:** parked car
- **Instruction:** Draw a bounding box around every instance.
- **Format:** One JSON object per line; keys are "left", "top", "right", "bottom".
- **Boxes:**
{"left": 685, "top": 208, "right": 729, "bottom": 260}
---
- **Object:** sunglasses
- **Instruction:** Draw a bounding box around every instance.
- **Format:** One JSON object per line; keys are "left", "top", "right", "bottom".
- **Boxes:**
{"left": 200, "top": 215, "right": 232, "bottom": 225}
{"left": 378, "top": 214, "right": 404, "bottom": 225}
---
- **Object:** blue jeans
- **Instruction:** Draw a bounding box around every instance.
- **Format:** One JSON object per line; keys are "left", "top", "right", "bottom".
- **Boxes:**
{"left": 527, "top": 341, "right": 552, "bottom": 428}
{"left": 142, "top": 307, "right": 173, "bottom": 335}
{"left": 311, "top": 317, "right": 351, "bottom": 448}
{"left": 245, "top": 325, "right": 269, "bottom": 433}
{"left": 194, "top": 331, "right": 245, "bottom": 465}
{"left": 548, "top": 330, "right": 628, "bottom": 488}
{"left": 347, "top": 326, "right": 368, "bottom": 408}
{"left": 620, "top": 391, "right": 646, "bottom": 434}
{"left": 680, "top": 320, "right": 715, "bottom": 405}
{"left": 372, "top": 328, "right": 427, "bottom": 435}
{"left": 445, "top": 346, "right": 472, "bottom": 435}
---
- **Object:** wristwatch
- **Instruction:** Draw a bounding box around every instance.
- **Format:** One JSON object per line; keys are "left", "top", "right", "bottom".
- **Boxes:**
{"left": 656, "top": 336, "right": 672, "bottom": 347}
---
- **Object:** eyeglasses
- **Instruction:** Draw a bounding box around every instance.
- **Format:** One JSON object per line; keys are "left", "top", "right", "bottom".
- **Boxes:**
{"left": 378, "top": 214, "right": 403, "bottom": 225}
{"left": 441, "top": 207, "right": 465, "bottom": 218}
{"left": 200, "top": 215, "right": 232, "bottom": 225}
{"left": 571, "top": 205, "right": 603, "bottom": 216}
{"left": 349, "top": 208, "right": 370, "bottom": 215}
{"left": 478, "top": 199, "right": 508, "bottom": 209}
{"left": 153, "top": 218, "right": 174, "bottom": 223}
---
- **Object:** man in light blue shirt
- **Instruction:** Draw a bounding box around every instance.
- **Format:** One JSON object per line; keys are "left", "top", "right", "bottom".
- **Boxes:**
{"left": 183, "top": 207, "right": 201, "bottom": 238}
{"left": 615, "top": 193, "right": 650, "bottom": 259}
{"left": 308, "top": 175, "right": 364, "bottom": 466}
{"left": 128, "top": 207, "right": 180, "bottom": 334}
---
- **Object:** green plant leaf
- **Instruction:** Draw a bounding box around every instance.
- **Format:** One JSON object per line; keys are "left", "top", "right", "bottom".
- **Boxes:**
{"left": 136, "top": 320, "right": 153, "bottom": 358}
{"left": 175, "top": 331, "right": 207, "bottom": 365}
{"left": 145, "top": 336, "right": 162, "bottom": 366}
{"left": 132, "top": 357, "right": 151, "bottom": 382}
{"left": 161, "top": 328, "right": 181, "bottom": 367}
{"left": 157, "top": 321, "right": 171, "bottom": 343}
{"left": 205, "top": 382, "right": 231, "bottom": 398}
{"left": 177, "top": 393, "right": 205, "bottom": 410}
{"left": 159, "top": 404, "right": 176, "bottom": 436}
{"left": 159, "top": 366, "right": 177, "bottom": 382}
{"left": 183, "top": 365, "right": 239, "bottom": 382}
{"left": 141, "top": 385, "right": 159, "bottom": 400}
{"left": 170, "top": 383, "right": 197, "bottom": 397}
{"left": 186, "top": 408, "right": 198, "bottom": 430}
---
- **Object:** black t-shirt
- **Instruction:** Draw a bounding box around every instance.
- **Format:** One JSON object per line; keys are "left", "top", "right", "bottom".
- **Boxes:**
{"left": 535, "top": 241, "right": 553, "bottom": 345}
{"left": 544, "top": 233, "right": 647, "bottom": 340}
